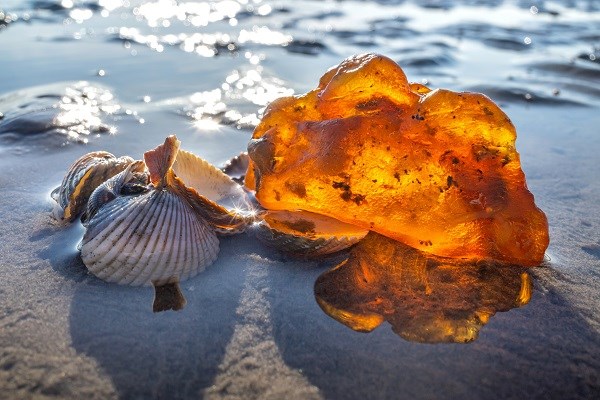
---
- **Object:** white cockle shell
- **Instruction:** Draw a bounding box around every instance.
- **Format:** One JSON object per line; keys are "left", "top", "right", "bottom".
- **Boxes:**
{"left": 80, "top": 181, "right": 219, "bottom": 286}
{"left": 80, "top": 136, "right": 221, "bottom": 286}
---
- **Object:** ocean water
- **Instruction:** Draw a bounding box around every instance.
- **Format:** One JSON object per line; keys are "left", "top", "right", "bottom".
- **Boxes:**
{"left": 0, "top": 1, "right": 599, "bottom": 399}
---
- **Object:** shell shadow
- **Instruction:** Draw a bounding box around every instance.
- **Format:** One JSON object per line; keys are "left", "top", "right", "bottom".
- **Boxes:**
{"left": 33, "top": 218, "right": 89, "bottom": 283}
{"left": 45, "top": 228, "right": 249, "bottom": 399}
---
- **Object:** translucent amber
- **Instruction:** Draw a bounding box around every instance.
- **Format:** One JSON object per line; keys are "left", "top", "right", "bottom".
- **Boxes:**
{"left": 247, "top": 53, "right": 549, "bottom": 266}
{"left": 314, "top": 232, "right": 532, "bottom": 343}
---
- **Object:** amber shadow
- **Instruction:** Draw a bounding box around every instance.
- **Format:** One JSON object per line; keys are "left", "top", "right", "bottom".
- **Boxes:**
{"left": 257, "top": 231, "right": 600, "bottom": 399}
{"left": 314, "top": 232, "right": 531, "bottom": 343}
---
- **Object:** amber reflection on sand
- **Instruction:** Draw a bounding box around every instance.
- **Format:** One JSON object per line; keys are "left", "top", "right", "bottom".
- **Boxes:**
{"left": 314, "top": 232, "right": 532, "bottom": 343}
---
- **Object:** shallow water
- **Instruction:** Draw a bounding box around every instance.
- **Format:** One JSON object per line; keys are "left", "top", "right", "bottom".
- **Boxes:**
{"left": 1, "top": 0, "right": 599, "bottom": 399}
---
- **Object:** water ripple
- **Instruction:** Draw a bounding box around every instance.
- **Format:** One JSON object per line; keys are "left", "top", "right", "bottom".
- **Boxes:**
{"left": 0, "top": 82, "right": 139, "bottom": 148}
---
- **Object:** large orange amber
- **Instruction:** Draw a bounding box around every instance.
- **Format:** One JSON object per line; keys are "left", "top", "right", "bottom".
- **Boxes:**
{"left": 247, "top": 53, "right": 549, "bottom": 266}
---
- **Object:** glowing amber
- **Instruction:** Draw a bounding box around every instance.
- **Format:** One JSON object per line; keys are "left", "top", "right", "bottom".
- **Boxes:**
{"left": 314, "top": 232, "right": 532, "bottom": 343}
{"left": 247, "top": 53, "right": 549, "bottom": 266}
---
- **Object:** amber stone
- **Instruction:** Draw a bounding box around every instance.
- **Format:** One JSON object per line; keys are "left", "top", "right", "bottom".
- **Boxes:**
{"left": 247, "top": 53, "right": 548, "bottom": 266}
{"left": 314, "top": 232, "right": 532, "bottom": 343}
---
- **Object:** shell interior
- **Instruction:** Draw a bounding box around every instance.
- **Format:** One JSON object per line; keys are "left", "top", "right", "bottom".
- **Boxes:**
{"left": 255, "top": 210, "right": 369, "bottom": 257}
{"left": 173, "top": 149, "right": 254, "bottom": 214}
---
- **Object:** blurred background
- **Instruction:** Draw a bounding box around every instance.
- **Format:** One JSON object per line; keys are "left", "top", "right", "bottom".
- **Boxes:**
{"left": 1, "top": 0, "right": 598, "bottom": 151}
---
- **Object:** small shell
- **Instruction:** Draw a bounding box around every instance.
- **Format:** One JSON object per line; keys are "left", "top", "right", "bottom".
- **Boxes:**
{"left": 82, "top": 160, "right": 149, "bottom": 224}
{"left": 52, "top": 151, "right": 133, "bottom": 221}
{"left": 221, "top": 152, "right": 249, "bottom": 183}
{"left": 254, "top": 210, "right": 369, "bottom": 257}
{"left": 80, "top": 137, "right": 221, "bottom": 286}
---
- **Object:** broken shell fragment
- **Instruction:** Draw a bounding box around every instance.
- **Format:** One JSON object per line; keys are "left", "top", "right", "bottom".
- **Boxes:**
{"left": 52, "top": 151, "right": 134, "bottom": 222}
{"left": 247, "top": 53, "right": 549, "bottom": 266}
{"left": 255, "top": 210, "right": 368, "bottom": 257}
{"left": 221, "top": 152, "right": 250, "bottom": 184}
{"left": 171, "top": 148, "right": 256, "bottom": 235}
{"left": 80, "top": 136, "right": 220, "bottom": 287}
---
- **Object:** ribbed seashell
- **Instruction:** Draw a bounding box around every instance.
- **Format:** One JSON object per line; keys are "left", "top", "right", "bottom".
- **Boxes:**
{"left": 171, "top": 148, "right": 257, "bottom": 234}
{"left": 80, "top": 184, "right": 219, "bottom": 286}
{"left": 255, "top": 210, "right": 369, "bottom": 257}
{"left": 80, "top": 137, "right": 220, "bottom": 287}
{"left": 51, "top": 151, "right": 134, "bottom": 222}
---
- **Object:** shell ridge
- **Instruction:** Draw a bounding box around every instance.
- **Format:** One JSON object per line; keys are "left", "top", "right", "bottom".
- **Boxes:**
{"left": 163, "top": 195, "right": 190, "bottom": 284}
{"left": 132, "top": 190, "right": 178, "bottom": 286}
{"left": 182, "top": 200, "right": 219, "bottom": 280}
{"left": 125, "top": 190, "right": 170, "bottom": 286}
{"left": 84, "top": 195, "right": 140, "bottom": 243}
{"left": 84, "top": 193, "right": 147, "bottom": 252}
{"left": 90, "top": 192, "right": 158, "bottom": 281}
{"left": 174, "top": 197, "right": 192, "bottom": 283}
{"left": 193, "top": 215, "right": 219, "bottom": 276}
{"left": 85, "top": 193, "right": 153, "bottom": 276}
{"left": 154, "top": 193, "right": 183, "bottom": 285}
{"left": 109, "top": 190, "right": 165, "bottom": 284}
{"left": 119, "top": 190, "right": 169, "bottom": 285}
{"left": 123, "top": 190, "right": 174, "bottom": 283}
{"left": 176, "top": 202, "right": 193, "bottom": 282}
{"left": 202, "top": 216, "right": 220, "bottom": 266}
{"left": 176, "top": 199, "right": 195, "bottom": 282}
{"left": 82, "top": 197, "right": 136, "bottom": 265}
{"left": 186, "top": 200, "right": 216, "bottom": 280}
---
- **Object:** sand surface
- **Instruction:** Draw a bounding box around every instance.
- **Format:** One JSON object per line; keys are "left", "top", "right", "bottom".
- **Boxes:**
{"left": 1, "top": 1, "right": 599, "bottom": 399}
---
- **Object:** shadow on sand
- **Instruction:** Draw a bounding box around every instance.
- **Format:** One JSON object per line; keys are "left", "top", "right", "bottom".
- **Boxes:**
{"left": 37, "top": 221, "right": 250, "bottom": 399}
{"left": 34, "top": 221, "right": 600, "bottom": 399}
{"left": 267, "top": 234, "right": 600, "bottom": 399}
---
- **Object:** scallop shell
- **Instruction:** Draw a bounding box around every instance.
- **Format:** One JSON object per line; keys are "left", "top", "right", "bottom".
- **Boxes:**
{"left": 80, "top": 137, "right": 220, "bottom": 286}
{"left": 80, "top": 183, "right": 219, "bottom": 286}
{"left": 255, "top": 210, "right": 369, "bottom": 257}
{"left": 52, "top": 151, "right": 133, "bottom": 222}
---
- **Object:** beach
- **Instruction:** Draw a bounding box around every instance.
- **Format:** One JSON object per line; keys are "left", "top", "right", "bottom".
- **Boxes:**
{"left": 1, "top": 1, "right": 599, "bottom": 398}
